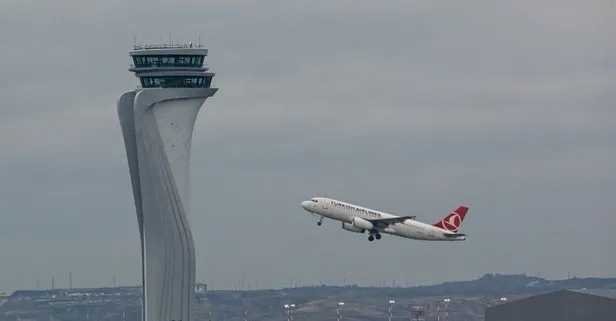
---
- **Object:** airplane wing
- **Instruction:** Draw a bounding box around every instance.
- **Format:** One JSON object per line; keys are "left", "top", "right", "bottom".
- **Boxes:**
{"left": 366, "top": 216, "right": 416, "bottom": 227}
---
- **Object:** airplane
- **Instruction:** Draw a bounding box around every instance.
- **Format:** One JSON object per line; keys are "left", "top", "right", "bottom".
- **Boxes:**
{"left": 300, "top": 197, "right": 469, "bottom": 242}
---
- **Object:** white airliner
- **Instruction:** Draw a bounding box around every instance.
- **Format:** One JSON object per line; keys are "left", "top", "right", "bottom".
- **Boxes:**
{"left": 300, "top": 197, "right": 469, "bottom": 242}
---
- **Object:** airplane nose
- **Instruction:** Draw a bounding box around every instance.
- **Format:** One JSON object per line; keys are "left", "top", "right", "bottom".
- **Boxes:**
{"left": 301, "top": 201, "right": 311, "bottom": 210}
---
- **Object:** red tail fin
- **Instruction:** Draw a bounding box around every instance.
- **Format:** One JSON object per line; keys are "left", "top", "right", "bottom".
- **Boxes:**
{"left": 433, "top": 206, "right": 469, "bottom": 233}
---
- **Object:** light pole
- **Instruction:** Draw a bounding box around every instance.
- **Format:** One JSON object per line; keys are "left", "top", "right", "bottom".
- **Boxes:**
{"left": 336, "top": 302, "right": 344, "bottom": 321}
{"left": 284, "top": 303, "right": 296, "bottom": 321}
{"left": 388, "top": 300, "right": 395, "bottom": 321}
{"left": 443, "top": 298, "right": 450, "bottom": 321}
{"left": 488, "top": 296, "right": 507, "bottom": 307}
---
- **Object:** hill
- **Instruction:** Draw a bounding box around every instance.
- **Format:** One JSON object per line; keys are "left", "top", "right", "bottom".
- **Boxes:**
{"left": 2, "top": 273, "right": 615, "bottom": 321}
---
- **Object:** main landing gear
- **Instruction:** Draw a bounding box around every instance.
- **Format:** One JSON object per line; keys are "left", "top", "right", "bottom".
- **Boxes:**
{"left": 368, "top": 232, "right": 382, "bottom": 242}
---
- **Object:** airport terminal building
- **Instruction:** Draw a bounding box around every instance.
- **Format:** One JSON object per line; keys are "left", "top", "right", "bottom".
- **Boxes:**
{"left": 485, "top": 289, "right": 616, "bottom": 321}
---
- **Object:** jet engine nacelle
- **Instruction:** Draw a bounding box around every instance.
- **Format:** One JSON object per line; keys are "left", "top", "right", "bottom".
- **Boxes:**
{"left": 342, "top": 222, "right": 365, "bottom": 233}
{"left": 352, "top": 217, "right": 374, "bottom": 231}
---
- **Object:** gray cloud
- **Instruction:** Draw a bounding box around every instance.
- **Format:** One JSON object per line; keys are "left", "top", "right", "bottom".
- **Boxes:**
{"left": 0, "top": 0, "right": 614, "bottom": 291}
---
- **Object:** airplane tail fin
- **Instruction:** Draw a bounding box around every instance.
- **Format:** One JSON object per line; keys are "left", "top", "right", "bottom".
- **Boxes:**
{"left": 432, "top": 206, "right": 469, "bottom": 233}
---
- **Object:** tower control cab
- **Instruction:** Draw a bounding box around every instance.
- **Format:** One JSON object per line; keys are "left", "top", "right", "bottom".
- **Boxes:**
{"left": 129, "top": 43, "right": 215, "bottom": 89}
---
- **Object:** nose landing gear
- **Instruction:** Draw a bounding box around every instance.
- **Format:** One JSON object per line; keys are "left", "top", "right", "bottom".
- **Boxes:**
{"left": 317, "top": 217, "right": 323, "bottom": 226}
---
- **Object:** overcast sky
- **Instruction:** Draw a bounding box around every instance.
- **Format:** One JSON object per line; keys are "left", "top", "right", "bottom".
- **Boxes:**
{"left": 0, "top": 0, "right": 614, "bottom": 292}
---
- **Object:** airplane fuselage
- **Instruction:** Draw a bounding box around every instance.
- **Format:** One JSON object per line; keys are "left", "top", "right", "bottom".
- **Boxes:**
{"left": 301, "top": 197, "right": 466, "bottom": 241}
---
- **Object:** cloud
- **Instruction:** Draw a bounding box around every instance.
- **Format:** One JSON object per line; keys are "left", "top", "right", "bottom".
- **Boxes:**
{"left": 0, "top": 0, "right": 614, "bottom": 291}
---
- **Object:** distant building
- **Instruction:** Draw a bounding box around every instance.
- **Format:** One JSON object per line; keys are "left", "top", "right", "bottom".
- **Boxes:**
{"left": 485, "top": 289, "right": 616, "bottom": 321}
{"left": 195, "top": 283, "right": 207, "bottom": 293}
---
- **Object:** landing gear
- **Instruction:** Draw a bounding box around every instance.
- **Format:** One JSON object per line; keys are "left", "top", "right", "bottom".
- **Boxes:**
{"left": 317, "top": 217, "right": 323, "bottom": 226}
{"left": 368, "top": 232, "right": 382, "bottom": 242}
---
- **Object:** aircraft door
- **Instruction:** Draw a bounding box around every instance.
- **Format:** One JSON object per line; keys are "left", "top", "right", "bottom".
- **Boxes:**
{"left": 321, "top": 200, "right": 329, "bottom": 210}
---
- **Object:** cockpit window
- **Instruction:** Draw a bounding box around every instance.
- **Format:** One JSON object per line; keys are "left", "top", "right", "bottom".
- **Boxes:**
{"left": 311, "top": 199, "right": 318, "bottom": 203}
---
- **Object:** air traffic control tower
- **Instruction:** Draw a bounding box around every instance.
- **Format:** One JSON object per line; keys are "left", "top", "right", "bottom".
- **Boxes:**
{"left": 117, "top": 43, "right": 218, "bottom": 321}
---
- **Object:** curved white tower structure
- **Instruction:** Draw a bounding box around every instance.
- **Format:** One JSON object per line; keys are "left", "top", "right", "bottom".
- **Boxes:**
{"left": 117, "top": 43, "right": 218, "bottom": 321}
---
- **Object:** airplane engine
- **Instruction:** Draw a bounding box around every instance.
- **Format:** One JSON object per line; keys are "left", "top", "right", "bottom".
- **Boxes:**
{"left": 342, "top": 222, "right": 365, "bottom": 233}
{"left": 351, "top": 217, "right": 374, "bottom": 231}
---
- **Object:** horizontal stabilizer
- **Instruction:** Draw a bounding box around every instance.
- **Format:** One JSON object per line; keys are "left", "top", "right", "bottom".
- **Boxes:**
{"left": 443, "top": 233, "right": 466, "bottom": 237}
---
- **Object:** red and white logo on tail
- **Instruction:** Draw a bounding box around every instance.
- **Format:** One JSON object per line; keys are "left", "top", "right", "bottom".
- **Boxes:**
{"left": 432, "top": 206, "right": 469, "bottom": 233}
